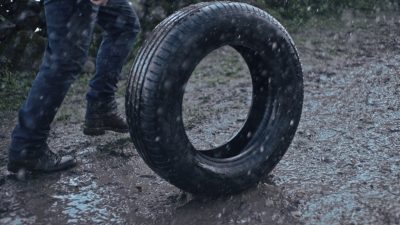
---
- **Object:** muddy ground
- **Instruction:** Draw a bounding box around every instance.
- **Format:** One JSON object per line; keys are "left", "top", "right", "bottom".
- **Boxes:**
{"left": 1, "top": 9, "right": 400, "bottom": 225}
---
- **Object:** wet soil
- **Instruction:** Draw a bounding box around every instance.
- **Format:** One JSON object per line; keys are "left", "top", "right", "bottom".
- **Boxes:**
{"left": 1, "top": 10, "right": 400, "bottom": 225}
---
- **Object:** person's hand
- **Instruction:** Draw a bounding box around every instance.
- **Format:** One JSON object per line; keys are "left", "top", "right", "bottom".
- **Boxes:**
{"left": 90, "top": 0, "right": 108, "bottom": 6}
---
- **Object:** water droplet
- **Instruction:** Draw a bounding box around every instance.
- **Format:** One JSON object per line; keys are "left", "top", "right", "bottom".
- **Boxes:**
{"left": 247, "top": 132, "right": 252, "bottom": 138}
{"left": 155, "top": 136, "right": 160, "bottom": 142}
{"left": 261, "top": 70, "right": 268, "bottom": 76}
{"left": 157, "top": 108, "right": 164, "bottom": 115}
{"left": 272, "top": 42, "right": 277, "bottom": 50}
{"left": 17, "top": 168, "right": 26, "bottom": 181}
{"left": 20, "top": 149, "right": 27, "bottom": 158}
{"left": 164, "top": 80, "right": 172, "bottom": 90}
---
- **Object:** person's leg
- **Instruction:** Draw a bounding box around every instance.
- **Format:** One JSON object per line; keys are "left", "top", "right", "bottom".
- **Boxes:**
{"left": 87, "top": 0, "right": 140, "bottom": 102}
{"left": 84, "top": 0, "right": 140, "bottom": 135}
{"left": 9, "top": 0, "right": 99, "bottom": 172}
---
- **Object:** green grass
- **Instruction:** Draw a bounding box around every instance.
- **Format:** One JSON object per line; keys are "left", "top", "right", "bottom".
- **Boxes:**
{"left": 0, "top": 57, "right": 134, "bottom": 115}
{"left": 0, "top": 68, "right": 35, "bottom": 111}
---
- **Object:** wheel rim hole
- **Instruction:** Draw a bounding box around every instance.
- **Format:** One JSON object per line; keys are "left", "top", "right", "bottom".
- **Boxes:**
{"left": 182, "top": 46, "right": 253, "bottom": 152}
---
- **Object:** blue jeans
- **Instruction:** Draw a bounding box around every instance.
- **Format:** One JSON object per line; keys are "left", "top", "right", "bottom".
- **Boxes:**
{"left": 10, "top": 0, "right": 140, "bottom": 156}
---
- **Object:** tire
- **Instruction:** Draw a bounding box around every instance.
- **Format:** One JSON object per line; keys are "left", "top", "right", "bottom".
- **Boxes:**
{"left": 126, "top": 2, "right": 303, "bottom": 195}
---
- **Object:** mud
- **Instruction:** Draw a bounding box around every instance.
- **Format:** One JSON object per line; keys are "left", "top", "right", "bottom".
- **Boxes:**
{"left": 1, "top": 10, "right": 400, "bottom": 225}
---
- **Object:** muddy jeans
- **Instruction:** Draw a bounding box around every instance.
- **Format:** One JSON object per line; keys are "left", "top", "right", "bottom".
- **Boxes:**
{"left": 10, "top": 0, "right": 140, "bottom": 157}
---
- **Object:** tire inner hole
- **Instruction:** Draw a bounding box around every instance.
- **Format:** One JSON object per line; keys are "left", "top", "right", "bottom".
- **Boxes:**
{"left": 182, "top": 46, "right": 253, "bottom": 151}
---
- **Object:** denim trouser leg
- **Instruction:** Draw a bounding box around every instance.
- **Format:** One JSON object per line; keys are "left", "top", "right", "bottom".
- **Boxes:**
{"left": 86, "top": 0, "right": 140, "bottom": 102}
{"left": 10, "top": 0, "right": 98, "bottom": 156}
{"left": 10, "top": 0, "right": 139, "bottom": 158}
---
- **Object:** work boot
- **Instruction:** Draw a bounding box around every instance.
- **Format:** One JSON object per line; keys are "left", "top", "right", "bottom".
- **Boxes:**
{"left": 83, "top": 99, "right": 129, "bottom": 136}
{"left": 8, "top": 143, "right": 77, "bottom": 173}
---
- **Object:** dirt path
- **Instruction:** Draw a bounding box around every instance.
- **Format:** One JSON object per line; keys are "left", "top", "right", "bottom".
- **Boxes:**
{"left": 273, "top": 11, "right": 400, "bottom": 224}
{"left": 1, "top": 10, "right": 399, "bottom": 225}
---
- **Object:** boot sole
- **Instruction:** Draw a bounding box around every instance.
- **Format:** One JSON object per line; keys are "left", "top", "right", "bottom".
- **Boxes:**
{"left": 83, "top": 127, "right": 129, "bottom": 136}
{"left": 7, "top": 160, "right": 77, "bottom": 173}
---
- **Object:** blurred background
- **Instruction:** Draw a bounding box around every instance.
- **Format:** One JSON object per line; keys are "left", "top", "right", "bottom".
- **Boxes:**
{"left": 0, "top": 0, "right": 398, "bottom": 111}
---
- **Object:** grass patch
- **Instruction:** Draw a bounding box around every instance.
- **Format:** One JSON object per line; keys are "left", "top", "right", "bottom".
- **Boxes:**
{"left": 0, "top": 67, "right": 35, "bottom": 111}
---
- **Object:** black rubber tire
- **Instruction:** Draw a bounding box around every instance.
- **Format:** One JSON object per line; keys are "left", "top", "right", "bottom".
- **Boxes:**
{"left": 126, "top": 1, "right": 303, "bottom": 195}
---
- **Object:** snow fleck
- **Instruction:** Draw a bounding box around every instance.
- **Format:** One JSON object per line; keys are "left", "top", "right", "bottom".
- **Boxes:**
{"left": 272, "top": 42, "right": 277, "bottom": 50}
{"left": 247, "top": 132, "right": 252, "bottom": 138}
{"left": 157, "top": 108, "right": 164, "bottom": 115}
{"left": 17, "top": 168, "right": 27, "bottom": 181}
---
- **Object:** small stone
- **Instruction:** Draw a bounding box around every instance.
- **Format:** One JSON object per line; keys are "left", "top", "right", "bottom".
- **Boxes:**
{"left": 291, "top": 210, "right": 302, "bottom": 218}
